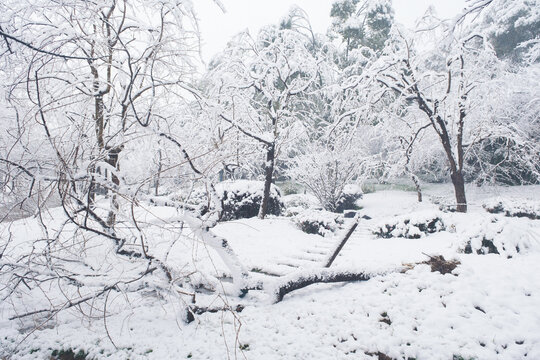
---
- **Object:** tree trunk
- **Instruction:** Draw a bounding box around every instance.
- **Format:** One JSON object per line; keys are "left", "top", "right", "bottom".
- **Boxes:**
{"left": 273, "top": 269, "right": 373, "bottom": 303}
{"left": 154, "top": 149, "right": 162, "bottom": 196}
{"left": 412, "top": 174, "right": 422, "bottom": 202}
{"left": 451, "top": 171, "right": 467, "bottom": 213}
{"left": 88, "top": 164, "right": 96, "bottom": 207}
{"left": 258, "top": 144, "right": 275, "bottom": 219}
{"left": 106, "top": 146, "right": 122, "bottom": 227}
{"left": 89, "top": 80, "right": 104, "bottom": 206}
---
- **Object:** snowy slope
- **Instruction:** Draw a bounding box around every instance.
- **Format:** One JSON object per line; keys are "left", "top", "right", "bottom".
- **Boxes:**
{"left": 1, "top": 187, "right": 540, "bottom": 360}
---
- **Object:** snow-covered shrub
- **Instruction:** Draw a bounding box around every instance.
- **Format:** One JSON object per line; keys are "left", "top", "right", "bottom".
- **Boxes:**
{"left": 289, "top": 144, "right": 364, "bottom": 213}
{"left": 282, "top": 193, "right": 320, "bottom": 209}
{"left": 361, "top": 183, "right": 376, "bottom": 194}
{"left": 483, "top": 198, "right": 540, "bottom": 220}
{"left": 463, "top": 238, "right": 500, "bottom": 255}
{"left": 292, "top": 209, "right": 344, "bottom": 237}
{"left": 50, "top": 348, "right": 88, "bottom": 360}
{"left": 282, "top": 193, "right": 321, "bottom": 216}
{"left": 335, "top": 184, "right": 363, "bottom": 213}
{"left": 374, "top": 212, "right": 445, "bottom": 239}
{"left": 430, "top": 195, "right": 458, "bottom": 213}
{"left": 190, "top": 180, "right": 284, "bottom": 221}
{"left": 458, "top": 216, "right": 540, "bottom": 256}
{"left": 279, "top": 181, "right": 302, "bottom": 195}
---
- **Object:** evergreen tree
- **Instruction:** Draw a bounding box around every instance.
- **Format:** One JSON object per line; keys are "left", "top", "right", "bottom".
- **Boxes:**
{"left": 329, "top": 0, "right": 394, "bottom": 55}
{"left": 463, "top": 0, "right": 540, "bottom": 64}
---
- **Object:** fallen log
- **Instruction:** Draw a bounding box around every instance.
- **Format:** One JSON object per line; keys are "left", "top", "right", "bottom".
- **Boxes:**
{"left": 271, "top": 267, "right": 397, "bottom": 303}
{"left": 324, "top": 217, "right": 360, "bottom": 268}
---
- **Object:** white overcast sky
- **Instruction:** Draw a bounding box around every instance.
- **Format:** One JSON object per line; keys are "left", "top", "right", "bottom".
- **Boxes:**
{"left": 194, "top": 0, "right": 467, "bottom": 63}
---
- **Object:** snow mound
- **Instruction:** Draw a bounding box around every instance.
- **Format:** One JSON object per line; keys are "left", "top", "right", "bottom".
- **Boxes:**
{"left": 282, "top": 193, "right": 321, "bottom": 213}
{"left": 458, "top": 216, "right": 540, "bottom": 256}
{"left": 292, "top": 209, "right": 344, "bottom": 237}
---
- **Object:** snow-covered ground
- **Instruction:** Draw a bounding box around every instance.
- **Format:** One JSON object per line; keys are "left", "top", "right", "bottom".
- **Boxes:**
{"left": 1, "top": 185, "right": 540, "bottom": 359}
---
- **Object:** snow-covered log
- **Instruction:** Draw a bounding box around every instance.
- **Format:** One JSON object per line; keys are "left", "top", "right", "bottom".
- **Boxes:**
{"left": 270, "top": 267, "right": 398, "bottom": 303}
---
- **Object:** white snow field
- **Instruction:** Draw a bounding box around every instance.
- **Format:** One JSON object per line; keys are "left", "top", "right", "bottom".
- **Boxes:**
{"left": 1, "top": 185, "right": 540, "bottom": 360}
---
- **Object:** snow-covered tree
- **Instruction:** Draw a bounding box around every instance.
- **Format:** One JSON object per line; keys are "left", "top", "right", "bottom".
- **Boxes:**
{"left": 329, "top": 0, "right": 395, "bottom": 57}
{"left": 363, "top": 19, "right": 503, "bottom": 212}
{"left": 0, "top": 0, "right": 262, "bottom": 328}
{"left": 465, "top": 63, "right": 540, "bottom": 185}
{"left": 359, "top": 3, "right": 540, "bottom": 210}
{"left": 205, "top": 24, "right": 324, "bottom": 218}
{"left": 289, "top": 142, "right": 364, "bottom": 212}
{"left": 0, "top": 0, "right": 206, "bottom": 224}
{"left": 455, "top": 0, "right": 540, "bottom": 64}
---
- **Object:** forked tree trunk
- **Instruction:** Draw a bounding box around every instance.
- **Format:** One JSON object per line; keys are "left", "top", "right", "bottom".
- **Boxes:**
{"left": 258, "top": 144, "right": 275, "bottom": 219}
{"left": 451, "top": 170, "right": 467, "bottom": 213}
{"left": 397, "top": 55, "right": 469, "bottom": 213}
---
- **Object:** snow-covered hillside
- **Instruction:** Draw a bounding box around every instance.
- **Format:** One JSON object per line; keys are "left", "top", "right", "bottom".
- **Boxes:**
{"left": 1, "top": 186, "right": 539, "bottom": 360}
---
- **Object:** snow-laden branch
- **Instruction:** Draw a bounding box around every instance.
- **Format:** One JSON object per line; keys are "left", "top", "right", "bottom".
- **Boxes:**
{"left": 0, "top": 28, "right": 97, "bottom": 60}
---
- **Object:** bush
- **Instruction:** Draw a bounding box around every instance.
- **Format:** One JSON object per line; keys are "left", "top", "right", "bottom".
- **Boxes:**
{"left": 335, "top": 184, "right": 363, "bottom": 213}
{"left": 190, "top": 180, "right": 284, "bottom": 221}
{"left": 483, "top": 198, "right": 540, "bottom": 220}
{"left": 463, "top": 238, "right": 500, "bottom": 255}
{"left": 289, "top": 145, "right": 364, "bottom": 213}
{"left": 278, "top": 181, "right": 302, "bottom": 195}
{"left": 458, "top": 216, "right": 539, "bottom": 256}
{"left": 51, "top": 349, "right": 88, "bottom": 360}
{"left": 282, "top": 193, "right": 321, "bottom": 216}
{"left": 374, "top": 212, "right": 445, "bottom": 239}
{"left": 292, "top": 209, "right": 344, "bottom": 237}
{"left": 361, "top": 183, "right": 376, "bottom": 194}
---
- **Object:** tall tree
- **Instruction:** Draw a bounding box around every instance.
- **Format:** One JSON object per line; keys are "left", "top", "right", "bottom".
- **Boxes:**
{"left": 329, "top": 0, "right": 394, "bottom": 57}
{"left": 365, "top": 22, "right": 504, "bottom": 212}
{"left": 0, "top": 0, "right": 261, "bottom": 317}
{"left": 455, "top": 0, "right": 540, "bottom": 64}
{"left": 1, "top": 0, "right": 202, "bottom": 226}
{"left": 206, "top": 24, "right": 323, "bottom": 219}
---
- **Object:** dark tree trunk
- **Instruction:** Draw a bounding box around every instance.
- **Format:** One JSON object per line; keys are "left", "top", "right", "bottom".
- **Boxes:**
{"left": 274, "top": 270, "right": 372, "bottom": 303}
{"left": 451, "top": 170, "right": 467, "bottom": 213}
{"left": 88, "top": 165, "right": 96, "bottom": 207}
{"left": 412, "top": 175, "right": 422, "bottom": 202}
{"left": 258, "top": 144, "right": 275, "bottom": 219}
{"left": 105, "top": 146, "right": 122, "bottom": 227}
{"left": 154, "top": 148, "right": 162, "bottom": 196}
{"left": 89, "top": 77, "right": 104, "bottom": 207}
